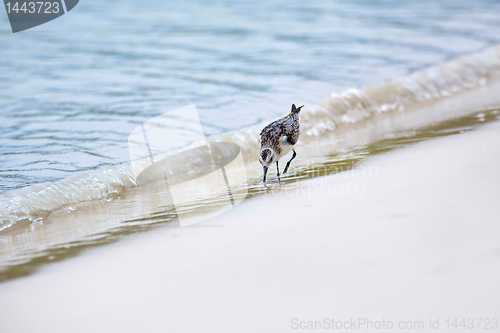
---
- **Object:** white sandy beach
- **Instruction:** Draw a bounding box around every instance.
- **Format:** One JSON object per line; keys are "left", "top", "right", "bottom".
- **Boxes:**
{"left": 0, "top": 120, "right": 499, "bottom": 333}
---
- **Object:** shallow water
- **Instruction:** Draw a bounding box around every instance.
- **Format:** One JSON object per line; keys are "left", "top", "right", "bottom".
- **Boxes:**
{"left": 2, "top": 0, "right": 500, "bottom": 281}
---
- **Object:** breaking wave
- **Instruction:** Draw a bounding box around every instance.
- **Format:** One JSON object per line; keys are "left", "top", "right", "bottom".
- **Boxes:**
{"left": 1, "top": 46, "right": 500, "bottom": 231}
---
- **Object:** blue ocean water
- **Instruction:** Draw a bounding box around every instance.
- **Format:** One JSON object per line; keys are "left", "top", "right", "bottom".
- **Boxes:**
{"left": 1, "top": 0, "right": 500, "bottom": 193}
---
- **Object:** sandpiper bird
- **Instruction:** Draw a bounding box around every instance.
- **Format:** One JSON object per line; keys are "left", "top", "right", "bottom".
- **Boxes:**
{"left": 259, "top": 104, "right": 304, "bottom": 182}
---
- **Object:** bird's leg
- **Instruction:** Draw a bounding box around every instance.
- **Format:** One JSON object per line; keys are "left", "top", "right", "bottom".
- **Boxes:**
{"left": 276, "top": 161, "right": 280, "bottom": 178}
{"left": 283, "top": 150, "right": 297, "bottom": 174}
{"left": 262, "top": 166, "right": 268, "bottom": 183}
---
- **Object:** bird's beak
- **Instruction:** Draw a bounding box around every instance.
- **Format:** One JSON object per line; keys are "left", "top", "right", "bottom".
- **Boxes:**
{"left": 262, "top": 166, "right": 268, "bottom": 183}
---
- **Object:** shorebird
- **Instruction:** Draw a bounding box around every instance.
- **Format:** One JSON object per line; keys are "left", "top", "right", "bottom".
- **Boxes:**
{"left": 259, "top": 104, "right": 304, "bottom": 182}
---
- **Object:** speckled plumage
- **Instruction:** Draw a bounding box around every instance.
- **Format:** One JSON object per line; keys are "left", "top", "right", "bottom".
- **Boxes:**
{"left": 259, "top": 104, "right": 303, "bottom": 182}
{"left": 260, "top": 110, "right": 300, "bottom": 156}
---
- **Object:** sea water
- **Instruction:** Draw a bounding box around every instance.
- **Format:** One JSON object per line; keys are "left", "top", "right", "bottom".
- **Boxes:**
{"left": 1, "top": 0, "right": 500, "bottom": 279}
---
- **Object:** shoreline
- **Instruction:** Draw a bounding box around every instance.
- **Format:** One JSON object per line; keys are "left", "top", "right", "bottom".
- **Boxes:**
{"left": 1, "top": 108, "right": 499, "bottom": 281}
{"left": 1, "top": 120, "right": 499, "bottom": 332}
{"left": 3, "top": 46, "right": 500, "bottom": 234}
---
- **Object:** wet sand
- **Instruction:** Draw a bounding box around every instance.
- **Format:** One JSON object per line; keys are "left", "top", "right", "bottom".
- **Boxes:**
{"left": 0, "top": 119, "right": 499, "bottom": 332}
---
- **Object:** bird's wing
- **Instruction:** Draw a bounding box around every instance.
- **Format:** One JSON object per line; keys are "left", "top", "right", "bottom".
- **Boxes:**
{"left": 282, "top": 118, "right": 297, "bottom": 145}
{"left": 260, "top": 119, "right": 285, "bottom": 146}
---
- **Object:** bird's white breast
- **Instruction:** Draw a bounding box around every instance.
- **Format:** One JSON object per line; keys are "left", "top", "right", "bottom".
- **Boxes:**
{"left": 278, "top": 136, "right": 293, "bottom": 159}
